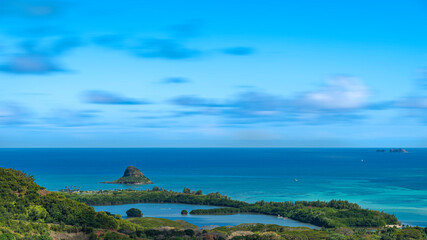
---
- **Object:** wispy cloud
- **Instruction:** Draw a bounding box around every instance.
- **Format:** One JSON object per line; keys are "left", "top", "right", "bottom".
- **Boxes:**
{"left": 417, "top": 67, "right": 427, "bottom": 89}
{"left": 171, "top": 77, "right": 372, "bottom": 125}
{"left": 92, "top": 35, "right": 125, "bottom": 49}
{"left": 0, "top": 0, "right": 62, "bottom": 18}
{"left": 0, "top": 103, "right": 30, "bottom": 125}
{"left": 171, "top": 95, "right": 224, "bottom": 107}
{"left": 92, "top": 22, "right": 255, "bottom": 61}
{"left": 135, "top": 38, "right": 200, "bottom": 60}
{"left": 82, "top": 90, "right": 148, "bottom": 105}
{"left": 169, "top": 21, "right": 203, "bottom": 38}
{"left": 396, "top": 97, "right": 427, "bottom": 109}
{"left": 45, "top": 109, "right": 99, "bottom": 127}
{"left": 294, "top": 76, "right": 370, "bottom": 111}
{"left": 0, "top": 54, "right": 64, "bottom": 74}
{"left": 0, "top": 37, "right": 82, "bottom": 75}
{"left": 49, "top": 37, "right": 81, "bottom": 55}
{"left": 222, "top": 47, "right": 255, "bottom": 56}
{"left": 394, "top": 96, "right": 427, "bottom": 122}
{"left": 0, "top": 0, "right": 80, "bottom": 76}
{"left": 392, "top": 70, "right": 427, "bottom": 122}
{"left": 161, "top": 77, "right": 191, "bottom": 84}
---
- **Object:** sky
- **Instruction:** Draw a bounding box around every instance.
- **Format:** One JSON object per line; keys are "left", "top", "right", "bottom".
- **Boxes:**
{"left": 0, "top": 0, "right": 427, "bottom": 147}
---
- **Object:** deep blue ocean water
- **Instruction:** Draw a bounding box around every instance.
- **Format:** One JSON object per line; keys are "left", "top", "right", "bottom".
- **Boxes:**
{"left": 0, "top": 148, "right": 426, "bottom": 227}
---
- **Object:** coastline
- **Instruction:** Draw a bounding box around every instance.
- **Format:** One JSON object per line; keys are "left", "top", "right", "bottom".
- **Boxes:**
{"left": 1, "top": 148, "right": 426, "bottom": 227}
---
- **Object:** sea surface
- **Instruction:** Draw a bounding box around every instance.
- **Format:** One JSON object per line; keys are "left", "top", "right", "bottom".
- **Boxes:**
{"left": 0, "top": 148, "right": 426, "bottom": 227}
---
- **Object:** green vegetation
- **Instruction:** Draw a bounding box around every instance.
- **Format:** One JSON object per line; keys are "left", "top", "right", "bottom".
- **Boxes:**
{"left": 128, "top": 217, "right": 197, "bottom": 229}
{"left": 210, "top": 223, "right": 427, "bottom": 240}
{"left": 63, "top": 188, "right": 399, "bottom": 228}
{"left": 181, "top": 209, "right": 188, "bottom": 215}
{"left": 103, "top": 166, "right": 152, "bottom": 185}
{"left": 0, "top": 168, "right": 114, "bottom": 239}
{"left": 104, "top": 175, "right": 152, "bottom": 185}
{"left": 126, "top": 208, "right": 142, "bottom": 218}
{"left": 0, "top": 168, "right": 118, "bottom": 229}
{"left": 0, "top": 168, "right": 194, "bottom": 239}
{"left": 1, "top": 167, "right": 426, "bottom": 240}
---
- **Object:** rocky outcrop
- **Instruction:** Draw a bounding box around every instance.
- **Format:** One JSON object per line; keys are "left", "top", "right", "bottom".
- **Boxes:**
{"left": 102, "top": 166, "right": 153, "bottom": 185}
{"left": 389, "top": 148, "right": 408, "bottom": 153}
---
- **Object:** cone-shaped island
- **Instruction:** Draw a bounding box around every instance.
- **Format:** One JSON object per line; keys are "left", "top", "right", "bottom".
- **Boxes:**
{"left": 102, "top": 166, "right": 153, "bottom": 185}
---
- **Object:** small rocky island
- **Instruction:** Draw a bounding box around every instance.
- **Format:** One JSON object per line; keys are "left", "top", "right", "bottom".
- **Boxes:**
{"left": 376, "top": 148, "right": 408, "bottom": 153}
{"left": 102, "top": 166, "right": 153, "bottom": 185}
{"left": 389, "top": 148, "right": 408, "bottom": 153}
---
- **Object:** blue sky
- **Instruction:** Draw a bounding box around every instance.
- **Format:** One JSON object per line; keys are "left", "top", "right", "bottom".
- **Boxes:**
{"left": 0, "top": 0, "right": 426, "bottom": 147}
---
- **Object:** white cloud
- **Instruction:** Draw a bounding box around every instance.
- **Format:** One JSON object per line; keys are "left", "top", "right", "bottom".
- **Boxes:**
{"left": 297, "top": 76, "right": 370, "bottom": 110}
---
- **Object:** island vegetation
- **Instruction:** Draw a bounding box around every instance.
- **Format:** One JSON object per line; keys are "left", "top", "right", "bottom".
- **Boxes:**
{"left": 1, "top": 167, "right": 426, "bottom": 240}
{"left": 126, "top": 208, "right": 143, "bottom": 218}
{"left": 63, "top": 187, "right": 399, "bottom": 228}
{"left": 102, "top": 166, "right": 153, "bottom": 185}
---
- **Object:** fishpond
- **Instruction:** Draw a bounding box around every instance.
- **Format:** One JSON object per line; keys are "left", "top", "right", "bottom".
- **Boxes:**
{"left": 93, "top": 203, "right": 320, "bottom": 229}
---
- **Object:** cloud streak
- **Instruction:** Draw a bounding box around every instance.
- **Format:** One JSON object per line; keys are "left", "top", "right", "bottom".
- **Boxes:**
{"left": 82, "top": 90, "right": 148, "bottom": 105}
{"left": 0, "top": 37, "right": 82, "bottom": 75}
{"left": 222, "top": 47, "right": 255, "bottom": 56}
{"left": 0, "top": 103, "right": 30, "bottom": 125}
{"left": 92, "top": 22, "right": 255, "bottom": 61}
{"left": 45, "top": 109, "right": 99, "bottom": 127}
{"left": 171, "top": 77, "right": 372, "bottom": 125}
{"left": 294, "top": 77, "right": 370, "bottom": 111}
{"left": 135, "top": 38, "right": 200, "bottom": 60}
{"left": 0, "top": 55, "right": 64, "bottom": 74}
{"left": 0, "top": 0, "right": 62, "bottom": 18}
{"left": 161, "top": 77, "right": 190, "bottom": 84}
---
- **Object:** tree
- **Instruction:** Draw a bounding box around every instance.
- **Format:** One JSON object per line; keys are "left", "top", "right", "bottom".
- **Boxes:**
{"left": 0, "top": 233, "right": 16, "bottom": 240}
{"left": 126, "top": 208, "right": 142, "bottom": 218}
{"left": 181, "top": 210, "right": 188, "bottom": 215}
{"left": 183, "top": 188, "right": 191, "bottom": 194}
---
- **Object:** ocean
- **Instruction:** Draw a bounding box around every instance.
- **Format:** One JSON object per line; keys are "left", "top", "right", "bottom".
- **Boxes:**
{"left": 0, "top": 148, "right": 426, "bottom": 227}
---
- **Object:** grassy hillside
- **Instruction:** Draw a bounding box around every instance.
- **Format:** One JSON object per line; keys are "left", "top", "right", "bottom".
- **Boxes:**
{"left": 128, "top": 217, "right": 197, "bottom": 229}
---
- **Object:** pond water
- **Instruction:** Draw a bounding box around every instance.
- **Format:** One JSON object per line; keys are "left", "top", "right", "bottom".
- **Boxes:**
{"left": 93, "top": 203, "right": 320, "bottom": 229}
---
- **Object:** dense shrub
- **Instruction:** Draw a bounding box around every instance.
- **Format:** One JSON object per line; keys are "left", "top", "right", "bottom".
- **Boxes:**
{"left": 126, "top": 208, "right": 142, "bottom": 218}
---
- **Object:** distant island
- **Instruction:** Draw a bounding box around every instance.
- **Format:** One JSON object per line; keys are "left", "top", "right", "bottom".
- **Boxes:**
{"left": 390, "top": 148, "right": 408, "bottom": 153}
{"left": 376, "top": 148, "right": 408, "bottom": 153}
{"left": 102, "top": 166, "right": 153, "bottom": 185}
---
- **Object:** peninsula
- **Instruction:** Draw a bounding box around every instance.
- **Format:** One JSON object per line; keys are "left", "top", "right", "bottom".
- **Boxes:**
{"left": 102, "top": 166, "right": 153, "bottom": 185}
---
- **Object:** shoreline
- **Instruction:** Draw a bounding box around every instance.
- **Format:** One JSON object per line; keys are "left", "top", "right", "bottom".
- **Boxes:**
{"left": 61, "top": 188, "right": 400, "bottom": 229}
{"left": 92, "top": 202, "right": 321, "bottom": 229}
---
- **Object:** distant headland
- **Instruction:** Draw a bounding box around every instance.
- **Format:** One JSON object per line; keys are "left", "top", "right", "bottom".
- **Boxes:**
{"left": 102, "top": 166, "right": 153, "bottom": 185}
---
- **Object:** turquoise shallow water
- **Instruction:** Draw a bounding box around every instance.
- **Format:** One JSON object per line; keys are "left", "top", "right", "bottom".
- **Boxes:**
{"left": 92, "top": 203, "right": 319, "bottom": 228}
{"left": 0, "top": 148, "right": 426, "bottom": 227}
